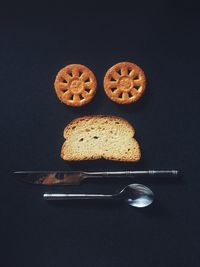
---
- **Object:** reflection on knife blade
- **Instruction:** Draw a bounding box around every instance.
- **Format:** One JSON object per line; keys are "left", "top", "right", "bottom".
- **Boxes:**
{"left": 40, "top": 172, "right": 82, "bottom": 185}
{"left": 15, "top": 171, "right": 83, "bottom": 185}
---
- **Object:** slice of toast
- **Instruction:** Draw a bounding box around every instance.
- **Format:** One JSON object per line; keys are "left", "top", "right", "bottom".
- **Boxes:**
{"left": 61, "top": 115, "right": 141, "bottom": 162}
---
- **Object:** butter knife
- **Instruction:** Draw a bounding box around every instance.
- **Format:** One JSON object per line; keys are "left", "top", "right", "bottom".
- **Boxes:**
{"left": 14, "top": 170, "right": 179, "bottom": 185}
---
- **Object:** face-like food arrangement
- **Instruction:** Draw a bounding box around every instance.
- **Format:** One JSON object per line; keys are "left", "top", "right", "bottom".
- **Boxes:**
{"left": 54, "top": 61, "right": 146, "bottom": 161}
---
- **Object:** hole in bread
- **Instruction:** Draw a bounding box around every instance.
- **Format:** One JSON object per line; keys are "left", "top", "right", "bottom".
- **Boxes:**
{"left": 116, "top": 69, "right": 121, "bottom": 75}
{"left": 70, "top": 94, "right": 74, "bottom": 100}
{"left": 93, "top": 136, "right": 99, "bottom": 139}
{"left": 85, "top": 88, "right": 91, "bottom": 93}
{"left": 85, "top": 129, "right": 90, "bottom": 132}
{"left": 128, "top": 149, "right": 130, "bottom": 151}
{"left": 134, "top": 75, "right": 139, "bottom": 80}
{"left": 68, "top": 71, "right": 73, "bottom": 77}
{"left": 62, "top": 79, "right": 68, "bottom": 83}
{"left": 127, "top": 68, "right": 132, "bottom": 75}
{"left": 72, "top": 126, "right": 76, "bottom": 129}
{"left": 134, "top": 85, "right": 140, "bottom": 90}
{"left": 118, "top": 92, "right": 123, "bottom": 98}
{"left": 115, "top": 122, "right": 119, "bottom": 124}
{"left": 62, "top": 89, "right": 68, "bottom": 93}
{"left": 110, "top": 76, "right": 116, "bottom": 81}
{"left": 110, "top": 131, "right": 113, "bottom": 133}
{"left": 79, "top": 70, "right": 83, "bottom": 77}
{"left": 111, "top": 87, "right": 117, "bottom": 92}
{"left": 85, "top": 77, "right": 90, "bottom": 83}
{"left": 80, "top": 94, "right": 85, "bottom": 100}
{"left": 128, "top": 92, "right": 132, "bottom": 98}
{"left": 79, "top": 138, "right": 84, "bottom": 142}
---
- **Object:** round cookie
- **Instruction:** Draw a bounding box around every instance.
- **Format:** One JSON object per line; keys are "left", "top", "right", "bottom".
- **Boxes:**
{"left": 103, "top": 62, "right": 146, "bottom": 104}
{"left": 54, "top": 64, "right": 97, "bottom": 107}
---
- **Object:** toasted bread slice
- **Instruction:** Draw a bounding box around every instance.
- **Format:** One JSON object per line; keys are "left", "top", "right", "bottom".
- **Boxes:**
{"left": 61, "top": 115, "right": 141, "bottom": 162}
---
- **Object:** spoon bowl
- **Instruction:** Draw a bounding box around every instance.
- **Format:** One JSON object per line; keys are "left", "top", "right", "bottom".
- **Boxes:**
{"left": 119, "top": 184, "right": 154, "bottom": 208}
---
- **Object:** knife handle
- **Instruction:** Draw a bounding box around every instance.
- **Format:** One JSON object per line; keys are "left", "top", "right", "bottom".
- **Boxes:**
{"left": 43, "top": 193, "right": 113, "bottom": 200}
{"left": 83, "top": 170, "right": 179, "bottom": 178}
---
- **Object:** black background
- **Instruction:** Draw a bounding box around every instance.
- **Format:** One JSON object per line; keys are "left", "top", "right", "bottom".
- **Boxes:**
{"left": 1, "top": 1, "right": 200, "bottom": 266}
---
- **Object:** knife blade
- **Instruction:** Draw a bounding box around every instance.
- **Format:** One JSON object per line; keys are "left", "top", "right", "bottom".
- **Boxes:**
{"left": 14, "top": 170, "right": 179, "bottom": 185}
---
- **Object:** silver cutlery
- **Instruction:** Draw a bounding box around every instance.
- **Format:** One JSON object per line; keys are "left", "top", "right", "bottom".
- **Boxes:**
{"left": 43, "top": 183, "right": 154, "bottom": 208}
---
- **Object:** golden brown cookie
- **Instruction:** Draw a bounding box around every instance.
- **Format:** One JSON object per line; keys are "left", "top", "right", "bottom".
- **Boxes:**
{"left": 103, "top": 62, "right": 146, "bottom": 104}
{"left": 54, "top": 64, "right": 97, "bottom": 107}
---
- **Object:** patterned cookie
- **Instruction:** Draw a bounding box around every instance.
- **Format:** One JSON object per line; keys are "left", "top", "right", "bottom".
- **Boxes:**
{"left": 103, "top": 62, "right": 146, "bottom": 104}
{"left": 54, "top": 64, "right": 97, "bottom": 107}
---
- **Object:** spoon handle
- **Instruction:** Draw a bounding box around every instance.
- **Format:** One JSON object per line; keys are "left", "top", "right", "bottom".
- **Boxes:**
{"left": 43, "top": 193, "right": 114, "bottom": 200}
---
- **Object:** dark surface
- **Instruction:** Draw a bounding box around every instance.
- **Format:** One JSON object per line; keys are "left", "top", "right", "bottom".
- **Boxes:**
{"left": 1, "top": 2, "right": 200, "bottom": 267}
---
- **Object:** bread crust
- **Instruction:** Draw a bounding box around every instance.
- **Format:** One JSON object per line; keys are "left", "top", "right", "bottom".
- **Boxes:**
{"left": 63, "top": 115, "right": 135, "bottom": 137}
{"left": 104, "top": 62, "right": 146, "bottom": 104}
{"left": 54, "top": 64, "right": 97, "bottom": 107}
{"left": 61, "top": 115, "right": 141, "bottom": 162}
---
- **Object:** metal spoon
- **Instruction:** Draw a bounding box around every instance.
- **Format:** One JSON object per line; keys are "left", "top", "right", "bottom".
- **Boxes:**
{"left": 43, "top": 183, "right": 154, "bottom": 208}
